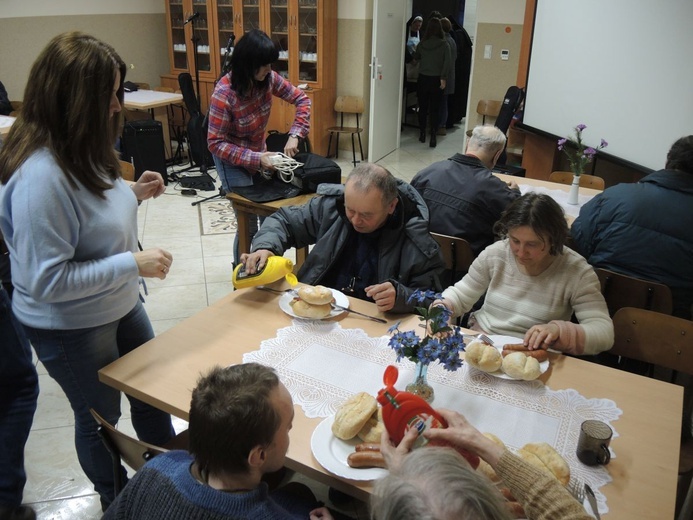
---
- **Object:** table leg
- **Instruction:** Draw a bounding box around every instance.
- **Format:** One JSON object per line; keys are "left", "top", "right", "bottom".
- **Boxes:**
{"left": 153, "top": 106, "right": 173, "bottom": 160}
{"left": 236, "top": 208, "right": 251, "bottom": 258}
{"left": 296, "top": 247, "right": 308, "bottom": 270}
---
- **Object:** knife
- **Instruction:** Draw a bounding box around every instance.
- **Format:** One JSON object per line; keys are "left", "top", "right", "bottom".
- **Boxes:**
{"left": 584, "top": 483, "right": 601, "bottom": 520}
{"left": 257, "top": 286, "right": 388, "bottom": 324}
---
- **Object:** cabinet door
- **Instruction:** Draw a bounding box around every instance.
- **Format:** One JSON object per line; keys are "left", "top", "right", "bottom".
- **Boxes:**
{"left": 267, "top": 0, "right": 291, "bottom": 82}
{"left": 188, "top": 0, "right": 215, "bottom": 77}
{"left": 214, "top": 0, "right": 236, "bottom": 75}
{"left": 166, "top": 0, "right": 189, "bottom": 72}
{"left": 295, "top": 0, "right": 320, "bottom": 85}
{"left": 238, "top": 0, "right": 263, "bottom": 34}
{"left": 166, "top": 0, "right": 215, "bottom": 78}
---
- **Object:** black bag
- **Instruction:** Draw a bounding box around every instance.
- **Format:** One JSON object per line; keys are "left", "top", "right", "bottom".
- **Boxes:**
{"left": 233, "top": 152, "right": 341, "bottom": 203}
{"left": 265, "top": 130, "right": 311, "bottom": 154}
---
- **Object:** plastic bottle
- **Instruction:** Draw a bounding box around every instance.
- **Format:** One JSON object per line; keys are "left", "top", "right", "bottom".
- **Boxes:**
{"left": 232, "top": 256, "right": 298, "bottom": 289}
{"left": 376, "top": 365, "right": 480, "bottom": 469}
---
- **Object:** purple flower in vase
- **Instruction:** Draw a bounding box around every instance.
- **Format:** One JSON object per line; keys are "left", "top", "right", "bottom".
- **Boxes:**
{"left": 576, "top": 123, "right": 587, "bottom": 131}
{"left": 583, "top": 147, "right": 597, "bottom": 158}
{"left": 557, "top": 138, "right": 567, "bottom": 150}
{"left": 600, "top": 139, "right": 608, "bottom": 148}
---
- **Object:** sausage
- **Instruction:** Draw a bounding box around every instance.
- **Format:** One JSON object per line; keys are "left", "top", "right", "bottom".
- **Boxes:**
{"left": 502, "top": 346, "right": 549, "bottom": 362}
{"left": 354, "top": 443, "right": 381, "bottom": 453}
{"left": 347, "top": 451, "right": 386, "bottom": 468}
{"left": 503, "top": 343, "right": 528, "bottom": 352}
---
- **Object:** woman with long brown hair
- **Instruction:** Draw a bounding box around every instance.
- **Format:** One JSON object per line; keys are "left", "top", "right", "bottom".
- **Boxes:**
{"left": 0, "top": 32, "right": 175, "bottom": 510}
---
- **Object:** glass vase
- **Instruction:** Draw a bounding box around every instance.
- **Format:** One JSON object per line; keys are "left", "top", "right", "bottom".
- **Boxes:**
{"left": 406, "top": 361, "right": 434, "bottom": 402}
{"left": 567, "top": 174, "right": 580, "bottom": 205}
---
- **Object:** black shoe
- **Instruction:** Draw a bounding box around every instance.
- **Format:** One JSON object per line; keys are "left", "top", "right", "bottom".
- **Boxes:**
{"left": 0, "top": 505, "right": 37, "bottom": 520}
{"left": 430, "top": 134, "right": 437, "bottom": 148}
{"left": 418, "top": 131, "right": 426, "bottom": 143}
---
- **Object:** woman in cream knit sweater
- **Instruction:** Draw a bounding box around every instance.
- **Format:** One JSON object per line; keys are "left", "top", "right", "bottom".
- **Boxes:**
{"left": 435, "top": 193, "right": 613, "bottom": 356}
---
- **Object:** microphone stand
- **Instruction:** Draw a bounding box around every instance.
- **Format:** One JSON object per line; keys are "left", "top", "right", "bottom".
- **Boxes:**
{"left": 191, "top": 33, "right": 236, "bottom": 207}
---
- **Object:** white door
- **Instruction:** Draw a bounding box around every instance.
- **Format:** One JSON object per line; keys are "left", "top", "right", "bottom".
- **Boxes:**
{"left": 368, "top": 0, "right": 407, "bottom": 164}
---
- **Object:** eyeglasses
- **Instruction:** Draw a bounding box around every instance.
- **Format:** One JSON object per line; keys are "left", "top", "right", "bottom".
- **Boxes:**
{"left": 342, "top": 276, "right": 361, "bottom": 295}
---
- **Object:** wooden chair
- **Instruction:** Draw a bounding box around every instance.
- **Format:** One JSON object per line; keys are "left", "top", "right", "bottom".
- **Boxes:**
{"left": 466, "top": 99, "right": 502, "bottom": 136}
{"left": 326, "top": 96, "right": 364, "bottom": 167}
{"left": 89, "top": 408, "right": 189, "bottom": 495}
{"left": 549, "top": 171, "right": 605, "bottom": 190}
{"left": 118, "top": 160, "right": 135, "bottom": 182}
{"left": 595, "top": 268, "right": 673, "bottom": 317}
{"left": 431, "top": 232, "right": 476, "bottom": 286}
{"left": 609, "top": 309, "right": 693, "bottom": 520}
{"left": 9, "top": 101, "right": 22, "bottom": 117}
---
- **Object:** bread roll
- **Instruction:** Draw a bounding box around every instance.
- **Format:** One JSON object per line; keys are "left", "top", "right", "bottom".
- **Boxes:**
{"left": 332, "top": 392, "right": 378, "bottom": 440}
{"left": 465, "top": 340, "right": 503, "bottom": 373}
{"left": 290, "top": 299, "right": 332, "bottom": 319}
{"left": 518, "top": 442, "right": 570, "bottom": 486}
{"left": 477, "top": 433, "right": 505, "bottom": 483}
{"left": 501, "top": 351, "right": 542, "bottom": 380}
{"left": 357, "top": 407, "right": 385, "bottom": 443}
{"left": 298, "top": 285, "right": 334, "bottom": 305}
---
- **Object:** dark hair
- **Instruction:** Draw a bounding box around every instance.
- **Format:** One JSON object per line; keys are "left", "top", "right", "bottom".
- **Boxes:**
{"left": 230, "top": 29, "right": 279, "bottom": 97}
{"left": 422, "top": 18, "right": 444, "bottom": 41}
{"left": 493, "top": 193, "right": 568, "bottom": 256}
{"left": 189, "top": 363, "right": 281, "bottom": 475}
{"left": 440, "top": 18, "right": 452, "bottom": 34}
{"left": 665, "top": 135, "right": 693, "bottom": 174}
{"left": 0, "top": 32, "right": 126, "bottom": 195}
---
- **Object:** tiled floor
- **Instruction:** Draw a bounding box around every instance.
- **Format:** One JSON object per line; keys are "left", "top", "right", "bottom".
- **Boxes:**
{"left": 21, "top": 123, "right": 467, "bottom": 519}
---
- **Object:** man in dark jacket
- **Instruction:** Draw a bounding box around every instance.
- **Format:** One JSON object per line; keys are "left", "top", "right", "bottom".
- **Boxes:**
{"left": 571, "top": 135, "right": 693, "bottom": 320}
{"left": 411, "top": 125, "right": 521, "bottom": 256}
{"left": 0, "top": 81, "right": 12, "bottom": 116}
{"left": 240, "top": 163, "right": 444, "bottom": 314}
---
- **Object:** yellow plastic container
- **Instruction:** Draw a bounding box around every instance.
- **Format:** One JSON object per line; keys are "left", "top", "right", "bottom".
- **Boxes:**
{"left": 232, "top": 256, "right": 298, "bottom": 289}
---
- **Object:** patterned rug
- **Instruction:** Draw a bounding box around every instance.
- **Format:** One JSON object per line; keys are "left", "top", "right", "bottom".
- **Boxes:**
{"left": 198, "top": 200, "right": 237, "bottom": 235}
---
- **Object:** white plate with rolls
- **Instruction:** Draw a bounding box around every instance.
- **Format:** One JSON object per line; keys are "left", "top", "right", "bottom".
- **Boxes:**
{"left": 311, "top": 415, "right": 388, "bottom": 481}
{"left": 279, "top": 287, "right": 349, "bottom": 320}
{"left": 468, "top": 335, "right": 549, "bottom": 380}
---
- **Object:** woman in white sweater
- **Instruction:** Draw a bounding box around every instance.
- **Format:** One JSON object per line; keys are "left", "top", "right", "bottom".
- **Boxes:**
{"left": 435, "top": 193, "right": 613, "bottom": 356}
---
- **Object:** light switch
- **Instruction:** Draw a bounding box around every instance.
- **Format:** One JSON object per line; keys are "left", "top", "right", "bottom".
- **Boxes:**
{"left": 484, "top": 45, "right": 492, "bottom": 59}
{"left": 501, "top": 49, "right": 510, "bottom": 61}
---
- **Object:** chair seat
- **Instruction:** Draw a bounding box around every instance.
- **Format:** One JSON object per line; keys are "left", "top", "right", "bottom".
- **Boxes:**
{"left": 327, "top": 126, "right": 363, "bottom": 134}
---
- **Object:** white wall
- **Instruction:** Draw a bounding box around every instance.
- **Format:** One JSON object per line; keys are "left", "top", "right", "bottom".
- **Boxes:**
{"left": 0, "top": 0, "right": 163, "bottom": 17}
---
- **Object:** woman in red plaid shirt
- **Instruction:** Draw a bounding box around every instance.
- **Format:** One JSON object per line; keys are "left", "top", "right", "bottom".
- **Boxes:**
{"left": 207, "top": 29, "right": 311, "bottom": 264}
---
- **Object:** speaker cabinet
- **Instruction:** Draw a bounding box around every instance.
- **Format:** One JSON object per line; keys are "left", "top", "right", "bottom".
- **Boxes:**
{"left": 121, "top": 120, "right": 167, "bottom": 184}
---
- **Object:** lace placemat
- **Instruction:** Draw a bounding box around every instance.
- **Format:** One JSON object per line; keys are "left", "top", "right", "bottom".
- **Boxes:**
{"left": 244, "top": 320, "right": 622, "bottom": 514}
{"left": 519, "top": 184, "right": 594, "bottom": 219}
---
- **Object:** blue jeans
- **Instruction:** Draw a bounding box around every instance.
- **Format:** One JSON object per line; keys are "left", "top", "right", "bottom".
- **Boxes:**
{"left": 0, "top": 287, "right": 38, "bottom": 508}
{"left": 213, "top": 155, "right": 264, "bottom": 265}
{"left": 24, "top": 301, "right": 174, "bottom": 507}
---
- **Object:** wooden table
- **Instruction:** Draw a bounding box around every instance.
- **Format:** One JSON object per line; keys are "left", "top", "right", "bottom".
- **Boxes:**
{"left": 99, "top": 287, "right": 681, "bottom": 517}
{"left": 227, "top": 191, "right": 316, "bottom": 268}
{"left": 124, "top": 90, "right": 183, "bottom": 160}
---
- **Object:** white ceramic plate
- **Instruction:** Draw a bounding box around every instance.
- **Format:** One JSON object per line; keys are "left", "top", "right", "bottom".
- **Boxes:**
{"left": 469, "top": 334, "right": 550, "bottom": 380}
{"left": 310, "top": 415, "right": 388, "bottom": 481}
{"left": 279, "top": 288, "right": 349, "bottom": 320}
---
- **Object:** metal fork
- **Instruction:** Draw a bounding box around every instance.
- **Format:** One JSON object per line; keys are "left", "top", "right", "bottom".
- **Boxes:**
{"left": 566, "top": 477, "right": 586, "bottom": 505}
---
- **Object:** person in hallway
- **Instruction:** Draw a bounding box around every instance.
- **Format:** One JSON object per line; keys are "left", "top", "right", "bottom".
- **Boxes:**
{"left": 240, "top": 163, "right": 444, "bottom": 314}
{"left": 411, "top": 125, "right": 521, "bottom": 256}
{"left": 433, "top": 193, "right": 613, "bottom": 356}
{"left": 0, "top": 32, "right": 175, "bottom": 510}
{"left": 437, "top": 18, "right": 457, "bottom": 136}
{"left": 103, "top": 364, "right": 337, "bottom": 520}
{"left": 207, "top": 29, "right": 311, "bottom": 265}
{"left": 373, "top": 409, "right": 591, "bottom": 520}
{"left": 571, "top": 135, "right": 693, "bottom": 321}
{"left": 413, "top": 17, "right": 451, "bottom": 148}
{"left": 0, "top": 237, "right": 38, "bottom": 520}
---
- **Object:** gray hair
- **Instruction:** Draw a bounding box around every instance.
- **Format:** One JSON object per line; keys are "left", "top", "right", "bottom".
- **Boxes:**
{"left": 370, "top": 447, "right": 512, "bottom": 520}
{"left": 345, "top": 162, "right": 398, "bottom": 206}
{"left": 468, "top": 125, "right": 507, "bottom": 155}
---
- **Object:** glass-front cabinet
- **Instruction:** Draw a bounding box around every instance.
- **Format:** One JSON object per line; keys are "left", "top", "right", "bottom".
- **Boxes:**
{"left": 166, "top": 0, "right": 214, "bottom": 78}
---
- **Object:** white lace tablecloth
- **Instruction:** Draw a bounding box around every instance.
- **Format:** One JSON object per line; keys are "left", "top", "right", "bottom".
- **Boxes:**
{"left": 519, "top": 184, "right": 594, "bottom": 220}
{"left": 244, "top": 320, "right": 622, "bottom": 515}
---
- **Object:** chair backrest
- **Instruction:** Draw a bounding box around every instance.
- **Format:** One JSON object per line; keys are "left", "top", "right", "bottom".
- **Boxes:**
{"left": 118, "top": 160, "right": 135, "bottom": 182}
{"left": 334, "top": 95, "right": 364, "bottom": 115}
{"left": 549, "top": 171, "right": 605, "bottom": 190}
{"left": 476, "top": 99, "right": 502, "bottom": 121}
{"left": 595, "top": 268, "right": 673, "bottom": 316}
{"left": 611, "top": 308, "right": 693, "bottom": 375}
{"left": 89, "top": 408, "right": 167, "bottom": 478}
{"left": 431, "top": 232, "right": 476, "bottom": 285}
